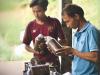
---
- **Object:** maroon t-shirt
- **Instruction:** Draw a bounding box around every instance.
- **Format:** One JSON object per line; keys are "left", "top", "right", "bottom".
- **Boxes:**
{"left": 23, "top": 16, "right": 65, "bottom": 62}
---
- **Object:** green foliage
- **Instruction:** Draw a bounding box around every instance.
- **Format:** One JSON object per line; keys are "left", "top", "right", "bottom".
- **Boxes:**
{"left": 47, "top": 0, "right": 61, "bottom": 19}
{"left": 0, "top": 0, "right": 30, "bottom": 11}
{"left": 0, "top": 36, "right": 12, "bottom": 61}
{"left": 0, "top": 0, "right": 32, "bottom": 60}
{"left": 73, "top": 0, "right": 100, "bottom": 29}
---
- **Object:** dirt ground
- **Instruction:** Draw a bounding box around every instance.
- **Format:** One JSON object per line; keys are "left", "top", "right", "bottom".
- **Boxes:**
{"left": 0, "top": 61, "right": 26, "bottom": 75}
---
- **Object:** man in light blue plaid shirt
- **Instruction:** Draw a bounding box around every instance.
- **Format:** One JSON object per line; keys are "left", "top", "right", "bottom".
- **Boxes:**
{"left": 57, "top": 4, "right": 100, "bottom": 75}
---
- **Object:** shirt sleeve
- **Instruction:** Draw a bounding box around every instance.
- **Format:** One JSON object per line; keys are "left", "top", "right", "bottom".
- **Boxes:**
{"left": 88, "top": 27, "right": 100, "bottom": 52}
{"left": 23, "top": 22, "right": 32, "bottom": 45}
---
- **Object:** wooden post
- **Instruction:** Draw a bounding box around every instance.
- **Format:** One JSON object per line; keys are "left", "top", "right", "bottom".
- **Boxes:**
{"left": 61, "top": 0, "right": 72, "bottom": 74}
{"left": 62, "top": 0, "right": 72, "bottom": 46}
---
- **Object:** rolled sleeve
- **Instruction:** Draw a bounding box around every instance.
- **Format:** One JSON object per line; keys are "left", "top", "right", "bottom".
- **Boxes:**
{"left": 23, "top": 22, "right": 32, "bottom": 45}
{"left": 88, "top": 28, "right": 99, "bottom": 52}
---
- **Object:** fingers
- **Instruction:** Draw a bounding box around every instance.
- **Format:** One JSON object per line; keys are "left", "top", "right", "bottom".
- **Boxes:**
{"left": 56, "top": 46, "right": 70, "bottom": 53}
{"left": 55, "top": 46, "right": 72, "bottom": 56}
{"left": 56, "top": 50, "right": 67, "bottom": 56}
{"left": 34, "top": 51, "right": 40, "bottom": 54}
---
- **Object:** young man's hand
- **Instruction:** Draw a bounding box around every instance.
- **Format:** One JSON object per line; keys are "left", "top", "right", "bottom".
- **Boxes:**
{"left": 33, "top": 50, "right": 40, "bottom": 54}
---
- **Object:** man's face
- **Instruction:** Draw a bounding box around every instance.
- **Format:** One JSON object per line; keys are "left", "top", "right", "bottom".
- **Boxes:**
{"left": 62, "top": 12, "right": 79, "bottom": 29}
{"left": 32, "top": 5, "right": 45, "bottom": 20}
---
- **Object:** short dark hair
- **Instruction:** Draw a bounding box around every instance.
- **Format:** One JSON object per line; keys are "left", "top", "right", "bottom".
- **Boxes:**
{"left": 62, "top": 4, "right": 84, "bottom": 18}
{"left": 30, "top": 0, "right": 48, "bottom": 11}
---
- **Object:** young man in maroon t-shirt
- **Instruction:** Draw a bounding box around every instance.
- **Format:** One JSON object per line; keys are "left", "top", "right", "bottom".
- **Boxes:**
{"left": 23, "top": 0, "right": 68, "bottom": 73}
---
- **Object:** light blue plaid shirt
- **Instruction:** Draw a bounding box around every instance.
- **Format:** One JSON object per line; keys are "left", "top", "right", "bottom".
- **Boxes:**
{"left": 72, "top": 22, "right": 100, "bottom": 75}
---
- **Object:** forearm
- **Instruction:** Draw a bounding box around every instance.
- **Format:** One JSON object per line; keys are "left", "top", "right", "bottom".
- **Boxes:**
{"left": 56, "top": 46, "right": 99, "bottom": 63}
{"left": 73, "top": 50, "right": 99, "bottom": 63}
{"left": 25, "top": 45, "right": 34, "bottom": 53}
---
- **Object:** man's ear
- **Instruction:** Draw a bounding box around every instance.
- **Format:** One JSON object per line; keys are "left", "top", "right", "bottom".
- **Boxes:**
{"left": 74, "top": 14, "right": 80, "bottom": 20}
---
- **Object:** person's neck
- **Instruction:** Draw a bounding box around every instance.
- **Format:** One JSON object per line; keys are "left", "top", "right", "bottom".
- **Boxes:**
{"left": 77, "top": 18, "right": 87, "bottom": 31}
{"left": 36, "top": 16, "right": 47, "bottom": 25}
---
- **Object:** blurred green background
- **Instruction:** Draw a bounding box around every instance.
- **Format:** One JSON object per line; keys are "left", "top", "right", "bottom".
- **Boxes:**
{"left": 0, "top": 0, "right": 100, "bottom": 61}
{"left": 73, "top": 0, "right": 100, "bottom": 29}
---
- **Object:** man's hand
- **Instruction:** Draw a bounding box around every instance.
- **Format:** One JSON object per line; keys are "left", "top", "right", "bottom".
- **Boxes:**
{"left": 55, "top": 46, "right": 72, "bottom": 56}
{"left": 33, "top": 50, "right": 40, "bottom": 54}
